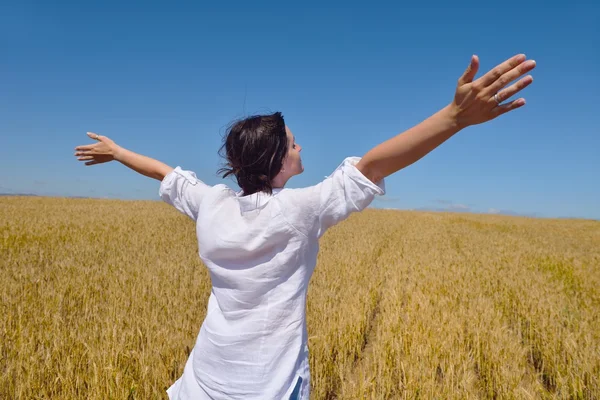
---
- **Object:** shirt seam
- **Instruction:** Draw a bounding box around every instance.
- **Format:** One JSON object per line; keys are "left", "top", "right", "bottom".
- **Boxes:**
{"left": 274, "top": 198, "right": 310, "bottom": 240}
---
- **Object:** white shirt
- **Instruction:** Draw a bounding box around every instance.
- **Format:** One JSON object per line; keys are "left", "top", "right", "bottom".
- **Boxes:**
{"left": 161, "top": 157, "right": 385, "bottom": 400}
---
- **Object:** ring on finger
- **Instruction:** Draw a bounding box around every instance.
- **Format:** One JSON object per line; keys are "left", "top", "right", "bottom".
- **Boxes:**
{"left": 493, "top": 93, "right": 502, "bottom": 105}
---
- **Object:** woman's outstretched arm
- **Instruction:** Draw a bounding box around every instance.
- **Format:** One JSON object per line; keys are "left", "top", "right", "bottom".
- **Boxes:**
{"left": 356, "top": 54, "right": 536, "bottom": 183}
{"left": 74, "top": 132, "right": 173, "bottom": 181}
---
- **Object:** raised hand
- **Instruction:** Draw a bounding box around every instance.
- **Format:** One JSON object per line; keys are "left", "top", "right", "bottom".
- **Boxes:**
{"left": 451, "top": 54, "right": 536, "bottom": 128}
{"left": 74, "top": 132, "right": 120, "bottom": 166}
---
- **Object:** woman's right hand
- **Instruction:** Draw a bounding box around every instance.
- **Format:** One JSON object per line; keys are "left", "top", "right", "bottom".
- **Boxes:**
{"left": 74, "top": 132, "right": 121, "bottom": 166}
{"left": 450, "top": 54, "right": 536, "bottom": 129}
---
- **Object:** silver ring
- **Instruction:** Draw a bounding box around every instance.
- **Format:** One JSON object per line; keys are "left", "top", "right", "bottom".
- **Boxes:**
{"left": 493, "top": 93, "right": 501, "bottom": 105}
{"left": 95, "top": 134, "right": 100, "bottom": 140}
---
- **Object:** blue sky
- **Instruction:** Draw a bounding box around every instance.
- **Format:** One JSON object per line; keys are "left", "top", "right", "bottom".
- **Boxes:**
{"left": 1, "top": 1, "right": 598, "bottom": 219}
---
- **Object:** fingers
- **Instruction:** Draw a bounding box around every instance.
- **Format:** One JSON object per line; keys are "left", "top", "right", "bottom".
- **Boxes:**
{"left": 87, "top": 132, "right": 102, "bottom": 141}
{"left": 75, "top": 133, "right": 101, "bottom": 151}
{"left": 75, "top": 133, "right": 105, "bottom": 166}
{"left": 458, "top": 55, "right": 480, "bottom": 85}
{"left": 485, "top": 60, "right": 536, "bottom": 97}
{"left": 75, "top": 144, "right": 95, "bottom": 151}
{"left": 493, "top": 75, "right": 533, "bottom": 104}
{"left": 493, "top": 98, "right": 526, "bottom": 117}
{"left": 478, "top": 54, "right": 527, "bottom": 88}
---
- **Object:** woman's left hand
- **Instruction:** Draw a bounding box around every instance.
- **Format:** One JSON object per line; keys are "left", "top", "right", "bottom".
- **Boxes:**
{"left": 450, "top": 54, "right": 536, "bottom": 129}
{"left": 74, "top": 132, "right": 121, "bottom": 166}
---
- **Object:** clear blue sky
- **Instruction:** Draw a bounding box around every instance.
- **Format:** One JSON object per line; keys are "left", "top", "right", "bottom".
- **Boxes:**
{"left": 1, "top": 1, "right": 598, "bottom": 219}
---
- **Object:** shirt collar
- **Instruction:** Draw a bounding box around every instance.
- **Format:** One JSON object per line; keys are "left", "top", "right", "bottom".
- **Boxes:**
{"left": 236, "top": 188, "right": 283, "bottom": 212}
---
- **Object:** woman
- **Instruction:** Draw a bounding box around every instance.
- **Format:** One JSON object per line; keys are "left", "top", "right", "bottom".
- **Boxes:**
{"left": 74, "top": 54, "right": 535, "bottom": 399}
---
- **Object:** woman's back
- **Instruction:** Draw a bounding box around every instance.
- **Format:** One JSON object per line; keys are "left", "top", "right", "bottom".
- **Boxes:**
{"left": 162, "top": 158, "right": 385, "bottom": 399}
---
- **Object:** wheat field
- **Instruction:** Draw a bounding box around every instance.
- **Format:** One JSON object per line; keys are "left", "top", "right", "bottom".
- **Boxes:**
{"left": 1, "top": 196, "right": 599, "bottom": 399}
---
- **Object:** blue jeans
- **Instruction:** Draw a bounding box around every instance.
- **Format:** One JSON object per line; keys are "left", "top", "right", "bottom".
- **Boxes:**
{"left": 289, "top": 377, "right": 302, "bottom": 400}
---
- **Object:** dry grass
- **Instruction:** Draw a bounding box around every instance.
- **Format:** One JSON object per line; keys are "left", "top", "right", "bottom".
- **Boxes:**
{"left": 1, "top": 196, "right": 598, "bottom": 399}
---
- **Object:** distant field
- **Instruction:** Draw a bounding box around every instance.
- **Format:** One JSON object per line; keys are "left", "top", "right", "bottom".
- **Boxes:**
{"left": 1, "top": 196, "right": 599, "bottom": 399}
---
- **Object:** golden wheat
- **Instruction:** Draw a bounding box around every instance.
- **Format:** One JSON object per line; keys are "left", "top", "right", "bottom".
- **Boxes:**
{"left": 1, "top": 197, "right": 598, "bottom": 399}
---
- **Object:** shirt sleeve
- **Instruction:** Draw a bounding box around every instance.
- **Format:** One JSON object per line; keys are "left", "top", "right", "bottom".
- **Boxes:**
{"left": 278, "top": 157, "right": 385, "bottom": 239}
{"left": 316, "top": 156, "right": 385, "bottom": 237}
{"left": 158, "top": 167, "right": 211, "bottom": 221}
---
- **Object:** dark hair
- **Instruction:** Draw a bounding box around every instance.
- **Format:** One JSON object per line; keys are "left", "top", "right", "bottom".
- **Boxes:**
{"left": 218, "top": 112, "right": 288, "bottom": 196}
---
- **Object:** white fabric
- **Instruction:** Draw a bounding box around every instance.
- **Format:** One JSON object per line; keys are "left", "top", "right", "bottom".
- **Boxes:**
{"left": 160, "top": 157, "right": 385, "bottom": 400}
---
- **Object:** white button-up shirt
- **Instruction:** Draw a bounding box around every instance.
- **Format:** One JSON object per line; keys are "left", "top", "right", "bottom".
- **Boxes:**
{"left": 161, "top": 157, "right": 385, "bottom": 400}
